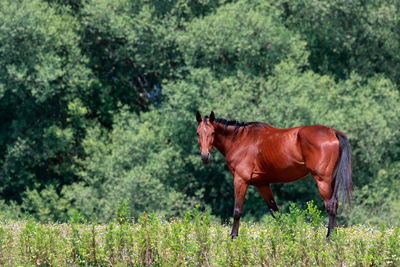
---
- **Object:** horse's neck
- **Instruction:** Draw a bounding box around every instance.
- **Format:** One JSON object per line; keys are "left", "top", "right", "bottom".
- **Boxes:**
{"left": 213, "top": 124, "right": 239, "bottom": 157}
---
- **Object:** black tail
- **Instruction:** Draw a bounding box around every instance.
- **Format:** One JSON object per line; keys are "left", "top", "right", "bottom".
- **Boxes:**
{"left": 332, "top": 131, "right": 352, "bottom": 211}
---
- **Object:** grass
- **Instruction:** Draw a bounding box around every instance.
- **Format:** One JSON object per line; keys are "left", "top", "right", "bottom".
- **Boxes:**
{"left": 0, "top": 202, "right": 399, "bottom": 266}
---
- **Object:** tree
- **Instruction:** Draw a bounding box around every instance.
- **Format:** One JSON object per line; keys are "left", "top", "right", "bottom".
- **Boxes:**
{"left": 281, "top": 0, "right": 400, "bottom": 84}
{"left": 177, "top": 0, "right": 308, "bottom": 77}
{"left": 0, "top": 0, "right": 92, "bottom": 201}
{"left": 78, "top": 0, "right": 224, "bottom": 125}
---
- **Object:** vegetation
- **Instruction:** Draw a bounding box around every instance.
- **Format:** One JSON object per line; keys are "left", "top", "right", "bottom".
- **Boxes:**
{"left": 0, "top": 204, "right": 399, "bottom": 266}
{"left": 0, "top": 0, "right": 399, "bottom": 228}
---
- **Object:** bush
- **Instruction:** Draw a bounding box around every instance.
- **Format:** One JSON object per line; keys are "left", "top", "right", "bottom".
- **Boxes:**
{"left": 0, "top": 204, "right": 399, "bottom": 265}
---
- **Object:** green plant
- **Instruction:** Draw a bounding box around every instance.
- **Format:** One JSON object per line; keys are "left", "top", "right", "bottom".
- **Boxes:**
{"left": 0, "top": 206, "right": 398, "bottom": 265}
{"left": 115, "top": 198, "right": 130, "bottom": 225}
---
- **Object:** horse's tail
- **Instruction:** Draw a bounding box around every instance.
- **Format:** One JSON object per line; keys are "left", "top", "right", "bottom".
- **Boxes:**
{"left": 332, "top": 131, "right": 352, "bottom": 211}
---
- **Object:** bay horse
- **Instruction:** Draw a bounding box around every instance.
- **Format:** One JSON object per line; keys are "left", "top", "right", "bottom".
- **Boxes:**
{"left": 196, "top": 111, "right": 352, "bottom": 240}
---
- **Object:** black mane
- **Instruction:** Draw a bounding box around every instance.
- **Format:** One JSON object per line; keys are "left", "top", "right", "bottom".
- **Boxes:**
{"left": 214, "top": 117, "right": 269, "bottom": 133}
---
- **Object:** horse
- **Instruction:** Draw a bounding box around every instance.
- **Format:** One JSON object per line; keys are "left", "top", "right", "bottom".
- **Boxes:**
{"left": 195, "top": 111, "right": 352, "bottom": 240}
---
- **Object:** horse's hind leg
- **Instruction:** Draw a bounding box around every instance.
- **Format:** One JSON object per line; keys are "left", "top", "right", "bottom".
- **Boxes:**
{"left": 326, "top": 191, "right": 338, "bottom": 240}
{"left": 300, "top": 129, "right": 340, "bottom": 240}
{"left": 256, "top": 184, "right": 279, "bottom": 218}
{"left": 312, "top": 176, "right": 338, "bottom": 241}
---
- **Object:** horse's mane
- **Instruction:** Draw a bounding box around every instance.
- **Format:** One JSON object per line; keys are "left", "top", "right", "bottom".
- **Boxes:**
{"left": 207, "top": 117, "right": 270, "bottom": 133}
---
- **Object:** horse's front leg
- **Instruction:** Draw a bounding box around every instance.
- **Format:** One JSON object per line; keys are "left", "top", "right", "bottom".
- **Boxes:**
{"left": 231, "top": 177, "right": 248, "bottom": 239}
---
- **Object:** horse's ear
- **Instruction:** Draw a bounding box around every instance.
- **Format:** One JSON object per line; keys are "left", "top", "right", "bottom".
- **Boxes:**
{"left": 209, "top": 111, "right": 215, "bottom": 123}
{"left": 196, "top": 111, "right": 202, "bottom": 124}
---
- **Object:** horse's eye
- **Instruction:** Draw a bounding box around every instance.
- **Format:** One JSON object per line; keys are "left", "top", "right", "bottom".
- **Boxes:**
{"left": 196, "top": 133, "right": 199, "bottom": 136}
{"left": 211, "top": 132, "right": 215, "bottom": 136}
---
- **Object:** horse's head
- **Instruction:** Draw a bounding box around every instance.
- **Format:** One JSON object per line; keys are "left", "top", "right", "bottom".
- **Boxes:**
{"left": 196, "top": 111, "right": 216, "bottom": 164}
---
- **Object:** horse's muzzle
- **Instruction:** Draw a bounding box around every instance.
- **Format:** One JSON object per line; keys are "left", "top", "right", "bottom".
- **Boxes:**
{"left": 201, "top": 152, "right": 210, "bottom": 164}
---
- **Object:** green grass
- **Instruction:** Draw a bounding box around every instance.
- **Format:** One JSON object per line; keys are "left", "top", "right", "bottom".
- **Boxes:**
{"left": 0, "top": 203, "right": 399, "bottom": 266}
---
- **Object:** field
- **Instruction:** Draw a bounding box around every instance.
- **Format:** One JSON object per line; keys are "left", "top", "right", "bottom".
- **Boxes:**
{"left": 0, "top": 203, "right": 399, "bottom": 266}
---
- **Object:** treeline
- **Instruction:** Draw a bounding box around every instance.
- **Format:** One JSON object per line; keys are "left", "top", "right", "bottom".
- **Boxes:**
{"left": 0, "top": 0, "right": 399, "bottom": 225}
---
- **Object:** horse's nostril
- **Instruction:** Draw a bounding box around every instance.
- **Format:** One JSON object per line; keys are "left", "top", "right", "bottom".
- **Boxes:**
{"left": 201, "top": 153, "right": 210, "bottom": 164}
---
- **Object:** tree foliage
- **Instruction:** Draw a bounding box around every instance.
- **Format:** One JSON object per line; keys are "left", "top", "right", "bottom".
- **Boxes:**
{"left": 281, "top": 0, "right": 400, "bottom": 83}
{"left": 0, "top": 0, "right": 92, "bottom": 201}
{"left": 177, "top": 0, "right": 308, "bottom": 76}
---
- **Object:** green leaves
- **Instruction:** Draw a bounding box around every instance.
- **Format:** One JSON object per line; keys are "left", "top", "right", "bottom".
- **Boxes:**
{"left": 3, "top": 206, "right": 400, "bottom": 265}
{"left": 178, "top": 0, "right": 308, "bottom": 76}
{"left": 282, "top": 0, "right": 400, "bottom": 83}
{"left": 346, "top": 162, "right": 400, "bottom": 226}
{"left": 0, "top": 0, "right": 92, "bottom": 202}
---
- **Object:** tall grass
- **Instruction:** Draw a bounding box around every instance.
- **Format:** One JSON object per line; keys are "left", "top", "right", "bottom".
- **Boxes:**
{"left": 0, "top": 202, "right": 399, "bottom": 266}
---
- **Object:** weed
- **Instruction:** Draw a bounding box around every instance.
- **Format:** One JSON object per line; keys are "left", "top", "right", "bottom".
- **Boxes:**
{"left": 0, "top": 202, "right": 398, "bottom": 266}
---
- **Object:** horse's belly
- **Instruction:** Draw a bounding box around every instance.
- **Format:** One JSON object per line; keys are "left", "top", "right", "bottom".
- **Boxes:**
{"left": 251, "top": 165, "right": 309, "bottom": 185}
